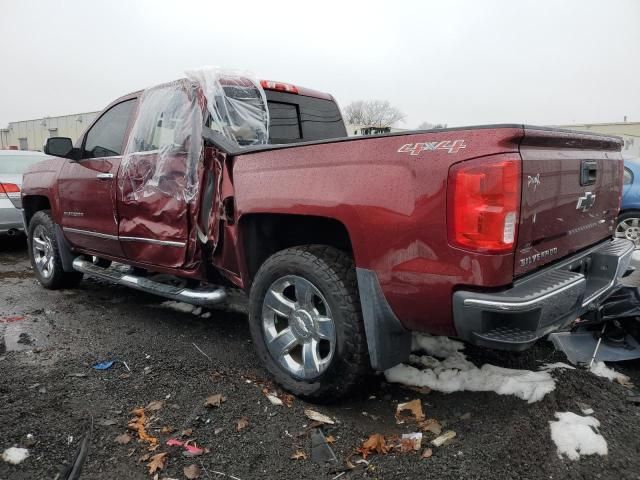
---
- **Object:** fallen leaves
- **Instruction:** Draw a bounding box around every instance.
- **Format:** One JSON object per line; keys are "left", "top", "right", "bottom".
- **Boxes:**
{"left": 128, "top": 407, "right": 158, "bottom": 446}
{"left": 146, "top": 452, "right": 167, "bottom": 474}
{"left": 146, "top": 400, "right": 165, "bottom": 412}
{"left": 325, "top": 434, "right": 336, "bottom": 444}
{"left": 396, "top": 399, "right": 425, "bottom": 423}
{"left": 261, "top": 387, "right": 294, "bottom": 408}
{"left": 290, "top": 450, "right": 307, "bottom": 460}
{"left": 236, "top": 417, "right": 249, "bottom": 432}
{"left": 304, "top": 409, "right": 335, "bottom": 425}
{"left": 184, "top": 464, "right": 202, "bottom": 479}
{"left": 114, "top": 433, "right": 132, "bottom": 445}
{"left": 204, "top": 394, "right": 226, "bottom": 408}
{"left": 421, "top": 447, "right": 433, "bottom": 459}
{"left": 431, "top": 430, "right": 456, "bottom": 447}
{"left": 357, "top": 433, "right": 390, "bottom": 459}
{"left": 400, "top": 432, "right": 422, "bottom": 452}
{"left": 418, "top": 418, "right": 442, "bottom": 436}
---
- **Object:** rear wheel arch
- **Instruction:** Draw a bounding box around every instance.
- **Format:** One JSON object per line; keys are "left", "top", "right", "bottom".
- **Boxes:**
{"left": 238, "top": 213, "right": 355, "bottom": 288}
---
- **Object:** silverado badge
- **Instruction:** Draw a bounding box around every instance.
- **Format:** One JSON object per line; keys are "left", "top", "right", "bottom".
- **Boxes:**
{"left": 576, "top": 192, "right": 596, "bottom": 212}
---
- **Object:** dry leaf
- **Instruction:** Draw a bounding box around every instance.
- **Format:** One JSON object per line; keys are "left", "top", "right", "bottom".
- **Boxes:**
{"left": 114, "top": 433, "right": 132, "bottom": 445}
{"left": 400, "top": 432, "right": 422, "bottom": 452}
{"left": 304, "top": 409, "right": 335, "bottom": 425}
{"left": 160, "top": 426, "right": 175, "bottom": 434}
{"left": 281, "top": 394, "right": 294, "bottom": 408}
{"left": 431, "top": 430, "right": 456, "bottom": 447}
{"left": 418, "top": 418, "right": 442, "bottom": 436}
{"left": 204, "top": 394, "right": 226, "bottom": 408}
{"left": 181, "top": 428, "right": 193, "bottom": 437}
{"left": 265, "top": 393, "right": 284, "bottom": 406}
{"left": 421, "top": 447, "right": 433, "bottom": 459}
{"left": 405, "top": 385, "right": 432, "bottom": 395}
{"left": 139, "top": 453, "right": 151, "bottom": 462}
{"left": 147, "top": 452, "right": 167, "bottom": 474}
{"left": 236, "top": 417, "right": 249, "bottom": 432}
{"left": 184, "top": 464, "right": 202, "bottom": 479}
{"left": 325, "top": 435, "right": 336, "bottom": 444}
{"left": 357, "top": 434, "right": 390, "bottom": 459}
{"left": 146, "top": 400, "right": 165, "bottom": 412}
{"left": 396, "top": 399, "right": 425, "bottom": 422}
{"left": 290, "top": 450, "right": 307, "bottom": 460}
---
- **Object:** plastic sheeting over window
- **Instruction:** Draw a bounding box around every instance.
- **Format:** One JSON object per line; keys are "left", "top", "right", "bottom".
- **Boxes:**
{"left": 186, "top": 66, "right": 269, "bottom": 147}
{"left": 119, "top": 67, "right": 269, "bottom": 204}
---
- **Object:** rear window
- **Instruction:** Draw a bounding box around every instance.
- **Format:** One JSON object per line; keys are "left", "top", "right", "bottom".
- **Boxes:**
{"left": 0, "top": 154, "right": 47, "bottom": 174}
{"left": 265, "top": 91, "right": 346, "bottom": 144}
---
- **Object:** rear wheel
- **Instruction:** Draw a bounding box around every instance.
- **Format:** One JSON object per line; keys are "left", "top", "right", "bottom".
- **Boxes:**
{"left": 248, "top": 245, "right": 369, "bottom": 401}
{"left": 616, "top": 211, "right": 640, "bottom": 248}
{"left": 28, "top": 211, "right": 83, "bottom": 289}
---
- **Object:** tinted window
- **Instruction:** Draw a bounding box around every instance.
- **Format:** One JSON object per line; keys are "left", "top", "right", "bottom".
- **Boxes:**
{"left": 265, "top": 91, "right": 347, "bottom": 144}
{"left": 83, "top": 100, "right": 136, "bottom": 158}
{"left": 268, "top": 102, "right": 301, "bottom": 141}
{"left": 0, "top": 154, "right": 47, "bottom": 174}
{"left": 624, "top": 167, "right": 633, "bottom": 185}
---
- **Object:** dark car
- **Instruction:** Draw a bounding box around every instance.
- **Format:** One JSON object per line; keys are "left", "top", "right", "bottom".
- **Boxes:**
{"left": 617, "top": 158, "right": 640, "bottom": 247}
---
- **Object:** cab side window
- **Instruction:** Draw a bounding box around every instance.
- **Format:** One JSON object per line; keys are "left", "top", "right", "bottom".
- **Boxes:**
{"left": 82, "top": 99, "right": 136, "bottom": 159}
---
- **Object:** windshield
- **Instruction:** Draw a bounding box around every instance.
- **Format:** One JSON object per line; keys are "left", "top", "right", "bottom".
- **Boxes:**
{"left": 0, "top": 154, "right": 47, "bottom": 174}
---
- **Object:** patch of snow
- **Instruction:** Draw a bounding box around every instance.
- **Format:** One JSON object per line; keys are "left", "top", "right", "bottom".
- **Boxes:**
{"left": 2, "top": 447, "right": 29, "bottom": 464}
{"left": 539, "top": 362, "right": 576, "bottom": 371}
{"left": 589, "top": 361, "right": 630, "bottom": 383}
{"left": 385, "top": 335, "right": 556, "bottom": 403}
{"left": 549, "top": 412, "right": 607, "bottom": 460}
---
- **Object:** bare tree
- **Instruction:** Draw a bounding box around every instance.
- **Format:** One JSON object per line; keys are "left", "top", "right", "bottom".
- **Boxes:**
{"left": 417, "top": 121, "right": 447, "bottom": 130}
{"left": 343, "top": 100, "right": 406, "bottom": 127}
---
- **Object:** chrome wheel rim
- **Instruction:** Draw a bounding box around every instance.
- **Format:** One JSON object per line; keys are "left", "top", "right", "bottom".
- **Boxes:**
{"left": 32, "top": 225, "right": 54, "bottom": 279}
{"left": 262, "top": 275, "right": 336, "bottom": 380}
{"left": 616, "top": 218, "right": 640, "bottom": 248}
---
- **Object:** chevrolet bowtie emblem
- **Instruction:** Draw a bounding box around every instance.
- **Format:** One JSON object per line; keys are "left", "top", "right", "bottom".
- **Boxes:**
{"left": 576, "top": 192, "right": 596, "bottom": 212}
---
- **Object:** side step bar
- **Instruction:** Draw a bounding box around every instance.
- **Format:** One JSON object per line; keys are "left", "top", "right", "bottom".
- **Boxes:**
{"left": 72, "top": 257, "right": 226, "bottom": 306}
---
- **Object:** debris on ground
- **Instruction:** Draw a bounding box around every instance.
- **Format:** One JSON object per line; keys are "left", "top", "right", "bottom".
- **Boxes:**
{"left": 549, "top": 412, "right": 608, "bottom": 460}
{"left": 418, "top": 419, "right": 442, "bottom": 435}
{"left": 128, "top": 407, "right": 158, "bottom": 446}
{"left": 540, "top": 362, "right": 576, "bottom": 371}
{"left": 431, "top": 430, "right": 456, "bottom": 447}
{"left": 304, "top": 409, "right": 335, "bottom": 425}
{"left": 385, "top": 335, "right": 556, "bottom": 403}
{"left": 145, "top": 400, "right": 164, "bottom": 412}
{"left": 396, "top": 399, "right": 425, "bottom": 423}
{"left": 421, "top": 447, "right": 433, "bottom": 459}
{"left": 204, "top": 394, "right": 226, "bottom": 408}
{"left": 236, "top": 417, "right": 249, "bottom": 432}
{"left": 590, "top": 361, "right": 632, "bottom": 385}
{"left": 290, "top": 450, "right": 307, "bottom": 460}
{"left": 92, "top": 360, "right": 115, "bottom": 370}
{"left": 400, "top": 432, "right": 422, "bottom": 451}
{"left": 310, "top": 428, "right": 338, "bottom": 464}
{"left": 1, "top": 446, "right": 29, "bottom": 464}
{"left": 147, "top": 452, "right": 168, "bottom": 474}
{"left": 184, "top": 463, "right": 202, "bottom": 479}
{"left": 357, "top": 434, "right": 390, "bottom": 459}
{"left": 115, "top": 433, "right": 132, "bottom": 445}
{"left": 165, "top": 438, "right": 205, "bottom": 457}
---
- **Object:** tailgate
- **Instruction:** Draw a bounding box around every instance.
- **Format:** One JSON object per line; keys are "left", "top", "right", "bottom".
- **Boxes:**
{"left": 514, "top": 127, "right": 624, "bottom": 276}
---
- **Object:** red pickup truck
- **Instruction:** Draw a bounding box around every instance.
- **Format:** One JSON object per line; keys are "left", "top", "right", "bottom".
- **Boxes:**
{"left": 22, "top": 70, "right": 634, "bottom": 399}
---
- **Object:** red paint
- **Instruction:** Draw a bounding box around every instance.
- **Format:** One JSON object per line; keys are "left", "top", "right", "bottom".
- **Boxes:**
{"left": 21, "top": 80, "right": 624, "bottom": 339}
{"left": 0, "top": 316, "right": 25, "bottom": 323}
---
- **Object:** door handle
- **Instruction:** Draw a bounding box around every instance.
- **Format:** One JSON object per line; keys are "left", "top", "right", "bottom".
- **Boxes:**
{"left": 96, "top": 173, "right": 114, "bottom": 180}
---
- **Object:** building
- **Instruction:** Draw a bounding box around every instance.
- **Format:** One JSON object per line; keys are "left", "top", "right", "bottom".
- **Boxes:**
{"left": 556, "top": 121, "right": 640, "bottom": 158}
{"left": 0, "top": 111, "right": 99, "bottom": 151}
{"left": 347, "top": 123, "right": 406, "bottom": 137}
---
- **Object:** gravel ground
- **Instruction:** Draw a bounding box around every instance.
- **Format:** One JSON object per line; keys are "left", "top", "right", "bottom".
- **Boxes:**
{"left": 1, "top": 236, "right": 640, "bottom": 480}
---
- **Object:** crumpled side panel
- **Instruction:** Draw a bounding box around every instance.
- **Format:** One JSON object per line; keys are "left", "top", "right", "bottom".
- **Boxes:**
{"left": 120, "top": 79, "right": 205, "bottom": 204}
{"left": 186, "top": 66, "right": 269, "bottom": 147}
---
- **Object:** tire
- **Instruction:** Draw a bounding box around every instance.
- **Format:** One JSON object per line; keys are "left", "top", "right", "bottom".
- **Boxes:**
{"left": 28, "top": 210, "right": 83, "bottom": 289}
{"left": 248, "top": 245, "right": 370, "bottom": 401}
{"left": 616, "top": 211, "right": 640, "bottom": 248}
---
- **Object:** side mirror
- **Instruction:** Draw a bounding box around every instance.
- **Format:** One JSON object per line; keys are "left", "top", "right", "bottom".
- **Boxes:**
{"left": 44, "top": 137, "right": 74, "bottom": 158}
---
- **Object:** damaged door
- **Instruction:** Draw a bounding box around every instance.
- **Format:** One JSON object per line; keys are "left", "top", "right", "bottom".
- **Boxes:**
{"left": 117, "top": 80, "right": 206, "bottom": 268}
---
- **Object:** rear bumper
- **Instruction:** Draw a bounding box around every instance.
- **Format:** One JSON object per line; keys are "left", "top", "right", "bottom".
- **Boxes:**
{"left": 453, "top": 238, "right": 635, "bottom": 351}
{"left": 0, "top": 206, "right": 24, "bottom": 234}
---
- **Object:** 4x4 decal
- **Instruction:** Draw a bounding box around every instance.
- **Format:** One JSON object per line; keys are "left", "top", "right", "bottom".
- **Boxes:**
{"left": 398, "top": 139, "right": 467, "bottom": 155}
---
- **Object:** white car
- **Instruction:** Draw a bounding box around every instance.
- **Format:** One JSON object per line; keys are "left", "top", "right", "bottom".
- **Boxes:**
{"left": 0, "top": 150, "right": 50, "bottom": 236}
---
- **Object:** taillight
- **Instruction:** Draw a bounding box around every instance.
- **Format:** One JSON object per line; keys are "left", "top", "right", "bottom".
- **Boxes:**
{"left": 0, "top": 183, "right": 20, "bottom": 200}
{"left": 260, "top": 80, "right": 299, "bottom": 94}
{"left": 447, "top": 156, "right": 521, "bottom": 253}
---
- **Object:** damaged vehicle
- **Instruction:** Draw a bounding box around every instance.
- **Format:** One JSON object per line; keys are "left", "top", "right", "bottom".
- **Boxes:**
{"left": 21, "top": 68, "right": 634, "bottom": 399}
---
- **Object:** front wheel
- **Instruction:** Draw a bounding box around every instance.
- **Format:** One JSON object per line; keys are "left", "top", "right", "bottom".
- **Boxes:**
{"left": 28, "top": 211, "right": 83, "bottom": 289}
{"left": 248, "top": 245, "right": 370, "bottom": 401}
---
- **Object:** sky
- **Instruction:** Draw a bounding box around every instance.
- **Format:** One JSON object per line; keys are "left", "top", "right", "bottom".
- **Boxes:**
{"left": 1, "top": 0, "right": 639, "bottom": 129}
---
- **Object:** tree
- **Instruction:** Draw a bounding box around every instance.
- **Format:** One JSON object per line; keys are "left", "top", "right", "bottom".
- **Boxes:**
{"left": 343, "top": 100, "right": 405, "bottom": 128}
{"left": 417, "top": 122, "right": 447, "bottom": 130}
